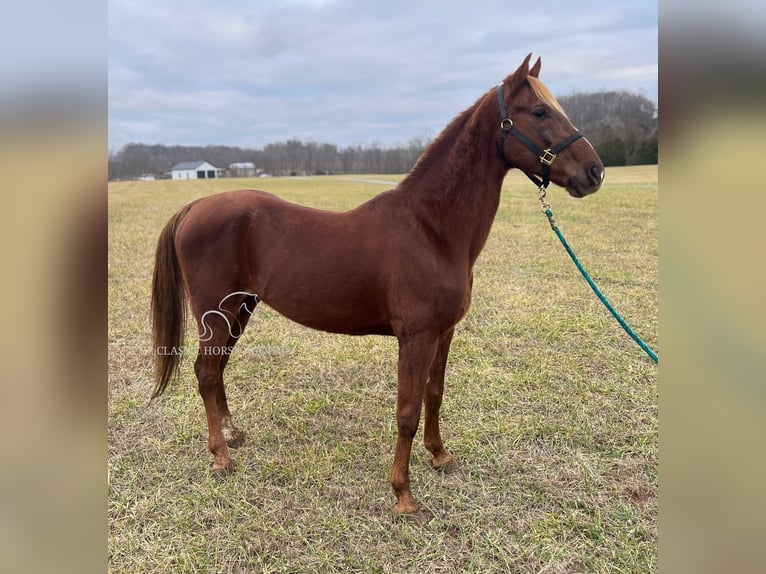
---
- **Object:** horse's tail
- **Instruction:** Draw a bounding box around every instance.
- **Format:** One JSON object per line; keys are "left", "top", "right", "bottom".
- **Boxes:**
{"left": 150, "top": 205, "right": 192, "bottom": 399}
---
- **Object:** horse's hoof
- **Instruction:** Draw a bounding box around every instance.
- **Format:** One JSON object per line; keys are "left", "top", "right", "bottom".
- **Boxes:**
{"left": 210, "top": 461, "right": 235, "bottom": 479}
{"left": 225, "top": 428, "right": 246, "bottom": 449}
{"left": 432, "top": 454, "right": 459, "bottom": 474}
{"left": 394, "top": 508, "right": 431, "bottom": 526}
{"left": 393, "top": 499, "right": 431, "bottom": 525}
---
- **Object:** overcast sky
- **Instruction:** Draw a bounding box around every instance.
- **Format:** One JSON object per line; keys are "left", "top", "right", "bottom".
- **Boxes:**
{"left": 108, "top": 0, "right": 657, "bottom": 151}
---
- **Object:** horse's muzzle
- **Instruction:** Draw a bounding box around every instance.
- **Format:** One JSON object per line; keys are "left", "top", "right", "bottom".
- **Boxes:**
{"left": 568, "top": 163, "right": 604, "bottom": 197}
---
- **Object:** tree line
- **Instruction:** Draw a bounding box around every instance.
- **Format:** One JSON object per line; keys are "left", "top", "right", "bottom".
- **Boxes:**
{"left": 558, "top": 90, "right": 657, "bottom": 166}
{"left": 108, "top": 90, "right": 656, "bottom": 180}
{"left": 107, "top": 138, "right": 430, "bottom": 180}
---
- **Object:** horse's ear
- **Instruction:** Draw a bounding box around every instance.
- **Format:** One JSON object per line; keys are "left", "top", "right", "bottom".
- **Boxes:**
{"left": 506, "top": 53, "right": 533, "bottom": 89}
{"left": 516, "top": 53, "right": 532, "bottom": 78}
{"left": 529, "top": 57, "right": 541, "bottom": 78}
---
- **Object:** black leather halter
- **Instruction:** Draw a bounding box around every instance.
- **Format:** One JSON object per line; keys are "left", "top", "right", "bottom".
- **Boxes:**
{"left": 496, "top": 83, "right": 583, "bottom": 190}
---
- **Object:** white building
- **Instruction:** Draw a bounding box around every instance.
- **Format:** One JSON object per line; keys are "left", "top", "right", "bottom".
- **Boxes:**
{"left": 170, "top": 161, "right": 224, "bottom": 180}
{"left": 229, "top": 162, "right": 257, "bottom": 177}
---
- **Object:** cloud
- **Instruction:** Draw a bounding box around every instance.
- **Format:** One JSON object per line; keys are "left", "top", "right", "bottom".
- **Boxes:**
{"left": 108, "top": 0, "right": 657, "bottom": 149}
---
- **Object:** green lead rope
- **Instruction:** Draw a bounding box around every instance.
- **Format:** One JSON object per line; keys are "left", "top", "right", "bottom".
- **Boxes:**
{"left": 542, "top": 207, "right": 659, "bottom": 364}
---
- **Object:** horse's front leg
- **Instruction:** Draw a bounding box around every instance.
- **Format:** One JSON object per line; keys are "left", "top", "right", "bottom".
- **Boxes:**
{"left": 391, "top": 332, "right": 439, "bottom": 517}
{"left": 423, "top": 328, "right": 457, "bottom": 472}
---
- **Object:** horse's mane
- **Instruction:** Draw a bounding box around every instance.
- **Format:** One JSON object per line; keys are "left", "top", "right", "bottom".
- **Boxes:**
{"left": 405, "top": 103, "right": 476, "bottom": 179}
{"left": 527, "top": 76, "right": 568, "bottom": 118}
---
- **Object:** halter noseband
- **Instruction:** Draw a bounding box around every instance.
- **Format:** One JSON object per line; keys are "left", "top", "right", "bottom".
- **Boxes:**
{"left": 496, "top": 83, "right": 583, "bottom": 190}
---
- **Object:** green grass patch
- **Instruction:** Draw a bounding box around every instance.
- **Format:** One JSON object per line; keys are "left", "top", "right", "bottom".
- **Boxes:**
{"left": 109, "top": 167, "right": 657, "bottom": 572}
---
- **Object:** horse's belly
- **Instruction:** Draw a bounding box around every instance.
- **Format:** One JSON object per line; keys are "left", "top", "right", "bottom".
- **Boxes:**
{"left": 261, "top": 291, "right": 393, "bottom": 336}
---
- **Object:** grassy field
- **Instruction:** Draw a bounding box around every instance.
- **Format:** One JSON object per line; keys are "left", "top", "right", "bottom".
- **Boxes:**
{"left": 108, "top": 166, "right": 658, "bottom": 573}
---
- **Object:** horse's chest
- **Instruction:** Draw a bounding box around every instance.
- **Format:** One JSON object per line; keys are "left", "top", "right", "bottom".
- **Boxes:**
{"left": 429, "top": 283, "right": 472, "bottom": 328}
{"left": 454, "top": 286, "right": 472, "bottom": 322}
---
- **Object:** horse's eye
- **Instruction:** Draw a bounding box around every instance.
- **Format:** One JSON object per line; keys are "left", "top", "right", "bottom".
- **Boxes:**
{"left": 533, "top": 108, "right": 547, "bottom": 118}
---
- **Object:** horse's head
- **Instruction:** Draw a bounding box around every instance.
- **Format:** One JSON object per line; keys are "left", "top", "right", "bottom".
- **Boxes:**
{"left": 498, "top": 54, "right": 604, "bottom": 197}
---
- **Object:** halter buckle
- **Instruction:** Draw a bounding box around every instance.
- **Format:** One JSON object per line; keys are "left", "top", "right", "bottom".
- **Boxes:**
{"left": 500, "top": 118, "right": 513, "bottom": 131}
{"left": 539, "top": 149, "right": 556, "bottom": 166}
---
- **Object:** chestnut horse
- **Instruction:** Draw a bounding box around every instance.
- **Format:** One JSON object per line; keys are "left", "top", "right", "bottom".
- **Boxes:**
{"left": 151, "top": 54, "right": 604, "bottom": 519}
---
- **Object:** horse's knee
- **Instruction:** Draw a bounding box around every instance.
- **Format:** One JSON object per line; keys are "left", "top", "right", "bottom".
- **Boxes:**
{"left": 424, "top": 388, "right": 442, "bottom": 410}
{"left": 397, "top": 408, "right": 421, "bottom": 439}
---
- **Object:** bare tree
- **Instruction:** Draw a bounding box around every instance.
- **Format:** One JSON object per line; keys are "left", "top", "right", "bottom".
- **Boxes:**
{"left": 559, "top": 90, "right": 657, "bottom": 164}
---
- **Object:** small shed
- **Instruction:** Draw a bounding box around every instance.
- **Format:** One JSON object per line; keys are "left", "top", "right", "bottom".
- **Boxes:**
{"left": 229, "top": 162, "right": 257, "bottom": 177}
{"left": 170, "top": 161, "right": 224, "bottom": 180}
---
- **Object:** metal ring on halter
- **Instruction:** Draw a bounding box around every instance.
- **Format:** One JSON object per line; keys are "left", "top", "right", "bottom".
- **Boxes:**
{"left": 500, "top": 118, "right": 513, "bottom": 131}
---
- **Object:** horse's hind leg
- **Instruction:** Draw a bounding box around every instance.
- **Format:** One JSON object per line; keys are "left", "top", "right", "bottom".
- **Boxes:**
{"left": 194, "top": 346, "right": 234, "bottom": 475}
{"left": 217, "top": 294, "right": 258, "bottom": 448}
{"left": 193, "top": 292, "right": 256, "bottom": 474}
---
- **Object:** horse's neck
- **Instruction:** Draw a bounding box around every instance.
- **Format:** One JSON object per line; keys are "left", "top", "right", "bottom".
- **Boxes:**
{"left": 399, "top": 95, "right": 508, "bottom": 264}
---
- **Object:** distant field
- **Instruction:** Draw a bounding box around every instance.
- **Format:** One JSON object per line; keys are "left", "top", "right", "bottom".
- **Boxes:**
{"left": 108, "top": 165, "right": 658, "bottom": 573}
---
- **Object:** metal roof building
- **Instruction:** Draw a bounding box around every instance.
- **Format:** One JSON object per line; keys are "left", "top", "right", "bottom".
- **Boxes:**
{"left": 170, "top": 161, "right": 224, "bottom": 180}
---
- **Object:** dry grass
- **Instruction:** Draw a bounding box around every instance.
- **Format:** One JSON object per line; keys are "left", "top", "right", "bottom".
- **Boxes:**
{"left": 108, "top": 166, "right": 657, "bottom": 573}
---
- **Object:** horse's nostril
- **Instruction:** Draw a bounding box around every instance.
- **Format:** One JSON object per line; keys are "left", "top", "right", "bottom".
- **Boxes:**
{"left": 588, "top": 164, "right": 603, "bottom": 186}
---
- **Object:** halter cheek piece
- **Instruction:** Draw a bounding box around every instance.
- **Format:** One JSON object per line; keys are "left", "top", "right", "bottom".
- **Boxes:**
{"left": 496, "top": 83, "right": 583, "bottom": 190}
